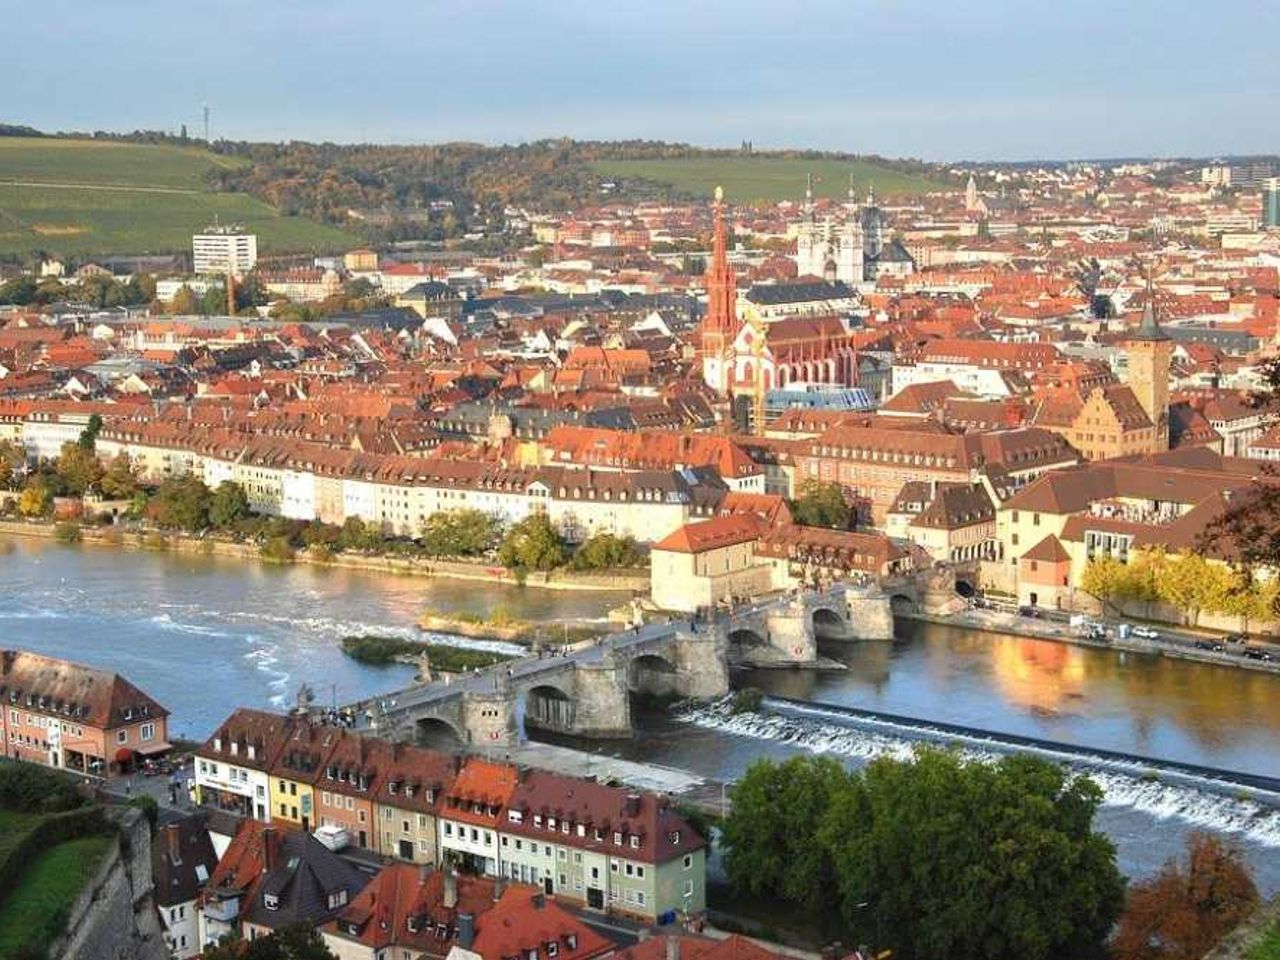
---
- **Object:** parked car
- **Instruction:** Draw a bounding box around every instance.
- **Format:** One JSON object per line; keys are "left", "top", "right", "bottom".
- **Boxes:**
{"left": 1242, "top": 647, "right": 1274, "bottom": 661}
{"left": 1194, "top": 639, "right": 1225, "bottom": 652}
{"left": 1017, "top": 605, "right": 1041, "bottom": 618}
{"left": 1131, "top": 625, "right": 1160, "bottom": 640}
{"left": 1223, "top": 632, "right": 1247, "bottom": 644}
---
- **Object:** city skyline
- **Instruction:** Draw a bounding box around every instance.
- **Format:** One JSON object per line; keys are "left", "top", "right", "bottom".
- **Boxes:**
{"left": 8, "top": 0, "right": 1279, "bottom": 160}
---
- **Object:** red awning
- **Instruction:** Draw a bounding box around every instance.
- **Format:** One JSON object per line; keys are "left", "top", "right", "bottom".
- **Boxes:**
{"left": 114, "top": 747, "right": 134, "bottom": 764}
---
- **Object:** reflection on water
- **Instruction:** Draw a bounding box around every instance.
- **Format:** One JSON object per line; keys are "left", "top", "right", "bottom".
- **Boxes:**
{"left": 745, "top": 619, "right": 1280, "bottom": 779}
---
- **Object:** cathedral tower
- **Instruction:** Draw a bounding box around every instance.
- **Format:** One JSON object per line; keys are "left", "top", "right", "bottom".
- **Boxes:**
{"left": 700, "top": 186, "right": 738, "bottom": 394}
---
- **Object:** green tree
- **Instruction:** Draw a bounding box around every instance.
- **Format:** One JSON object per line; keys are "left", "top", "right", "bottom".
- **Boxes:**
{"left": 54, "top": 442, "right": 103, "bottom": 496}
{"left": 420, "top": 508, "right": 502, "bottom": 557}
{"left": 498, "top": 512, "right": 567, "bottom": 572}
{"left": 18, "top": 478, "right": 52, "bottom": 517}
{"left": 77, "top": 413, "right": 104, "bottom": 451}
{"left": 99, "top": 453, "right": 140, "bottom": 500}
{"left": 570, "top": 532, "right": 645, "bottom": 570}
{"left": 820, "top": 749, "right": 1123, "bottom": 960}
{"left": 203, "top": 925, "right": 337, "bottom": 960}
{"left": 338, "top": 516, "right": 381, "bottom": 552}
{"left": 790, "top": 479, "right": 853, "bottom": 529}
{"left": 722, "top": 755, "right": 853, "bottom": 911}
{"left": 0, "top": 275, "right": 36, "bottom": 305}
{"left": 146, "top": 476, "right": 211, "bottom": 532}
{"left": 209, "top": 480, "right": 251, "bottom": 528}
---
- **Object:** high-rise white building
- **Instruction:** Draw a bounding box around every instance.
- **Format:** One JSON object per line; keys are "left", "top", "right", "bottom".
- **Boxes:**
{"left": 192, "top": 226, "right": 257, "bottom": 274}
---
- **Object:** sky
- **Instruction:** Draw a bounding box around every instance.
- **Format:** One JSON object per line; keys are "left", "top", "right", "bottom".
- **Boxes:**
{"left": 8, "top": 0, "right": 1279, "bottom": 161}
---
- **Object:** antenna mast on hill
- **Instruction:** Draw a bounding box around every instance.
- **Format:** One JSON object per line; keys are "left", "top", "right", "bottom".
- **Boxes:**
{"left": 202, "top": 102, "right": 210, "bottom": 142}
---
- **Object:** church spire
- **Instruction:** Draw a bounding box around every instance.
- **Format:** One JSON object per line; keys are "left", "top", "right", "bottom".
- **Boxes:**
{"left": 1132, "top": 270, "right": 1169, "bottom": 342}
{"left": 703, "top": 185, "right": 737, "bottom": 336}
{"left": 804, "top": 173, "right": 815, "bottom": 221}
{"left": 847, "top": 172, "right": 857, "bottom": 205}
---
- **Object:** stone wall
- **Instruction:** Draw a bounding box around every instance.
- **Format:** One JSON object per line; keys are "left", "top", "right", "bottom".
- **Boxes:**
{"left": 51, "top": 808, "right": 169, "bottom": 960}
{"left": 842, "top": 588, "right": 895, "bottom": 640}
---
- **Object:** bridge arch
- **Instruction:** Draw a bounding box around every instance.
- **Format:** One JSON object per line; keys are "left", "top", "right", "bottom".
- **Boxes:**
{"left": 415, "top": 716, "right": 464, "bottom": 748}
{"left": 728, "top": 626, "right": 769, "bottom": 653}
{"left": 889, "top": 592, "right": 918, "bottom": 615}
{"left": 523, "top": 683, "right": 577, "bottom": 734}
{"left": 628, "top": 652, "right": 678, "bottom": 697}
{"left": 810, "top": 606, "right": 849, "bottom": 639}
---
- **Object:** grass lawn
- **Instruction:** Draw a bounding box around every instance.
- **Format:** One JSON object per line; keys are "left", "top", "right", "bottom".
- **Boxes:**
{"left": 0, "top": 137, "right": 357, "bottom": 257}
{"left": 0, "top": 809, "right": 40, "bottom": 863}
{"left": 1248, "top": 918, "right": 1280, "bottom": 960}
{"left": 591, "top": 156, "right": 952, "bottom": 203}
{"left": 0, "top": 137, "right": 245, "bottom": 189}
{"left": 0, "top": 834, "right": 113, "bottom": 956}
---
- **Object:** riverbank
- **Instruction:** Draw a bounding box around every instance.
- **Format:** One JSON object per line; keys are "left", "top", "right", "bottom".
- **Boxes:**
{"left": 902, "top": 607, "right": 1280, "bottom": 675}
{"left": 0, "top": 519, "right": 649, "bottom": 594}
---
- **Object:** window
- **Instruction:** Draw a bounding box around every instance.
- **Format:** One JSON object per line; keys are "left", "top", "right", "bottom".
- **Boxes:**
{"left": 683, "top": 879, "right": 694, "bottom": 897}
{"left": 140, "top": 723, "right": 155, "bottom": 742}
{"left": 264, "top": 894, "right": 280, "bottom": 911}
{"left": 683, "top": 854, "right": 693, "bottom": 870}
{"left": 117, "top": 730, "right": 128, "bottom": 745}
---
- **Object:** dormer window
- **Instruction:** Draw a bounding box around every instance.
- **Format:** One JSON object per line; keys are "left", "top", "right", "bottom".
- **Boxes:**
{"left": 630, "top": 836, "right": 640, "bottom": 849}
{"left": 566, "top": 934, "right": 578, "bottom": 950}
{"left": 669, "top": 830, "right": 681, "bottom": 845}
{"left": 213, "top": 737, "right": 222, "bottom": 751}
{"left": 327, "top": 890, "right": 348, "bottom": 909}
{"left": 264, "top": 894, "right": 279, "bottom": 911}
{"left": 547, "top": 817, "right": 556, "bottom": 830}
{"left": 613, "top": 832, "right": 623, "bottom": 845}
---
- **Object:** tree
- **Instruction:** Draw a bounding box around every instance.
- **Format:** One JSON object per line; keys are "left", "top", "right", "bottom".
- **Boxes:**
{"left": 721, "top": 756, "right": 853, "bottom": 911}
{"left": 146, "top": 476, "right": 211, "bottom": 532}
{"left": 18, "top": 478, "right": 52, "bottom": 518}
{"left": 790, "top": 479, "right": 853, "bottom": 529}
{"left": 820, "top": 749, "right": 1123, "bottom": 960}
{"left": 99, "top": 453, "right": 140, "bottom": 500}
{"left": 203, "top": 925, "right": 337, "bottom": 960}
{"left": 209, "top": 480, "right": 251, "bottom": 528}
{"left": 169, "top": 284, "right": 199, "bottom": 315}
{"left": 0, "top": 439, "right": 23, "bottom": 489}
{"left": 1111, "top": 832, "right": 1258, "bottom": 960}
{"left": 77, "top": 413, "right": 103, "bottom": 451}
{"left": 338, "top": 516, "right": 381, "bottom": 552}
{"left": 570, "top": 532, "right": 645, "bottom": 570}
{"left": 0, "top": 275, "right": 36, "bottom": 305}
{"left": 1154, "top": 551, "right": 1231, "bottom": 626}
{"left": 498, "top": 512, "right": 567, "bottom": 572}
{"left": 420, "top": 509, "right": 502, "bottom": 557}
{"left": 54, "top": 441, "right": 103, "bottom": 496}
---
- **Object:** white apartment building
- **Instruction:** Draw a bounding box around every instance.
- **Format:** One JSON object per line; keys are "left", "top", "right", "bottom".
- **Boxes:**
{"left": 193, "top": 228, "right": 258, "bottom": 274}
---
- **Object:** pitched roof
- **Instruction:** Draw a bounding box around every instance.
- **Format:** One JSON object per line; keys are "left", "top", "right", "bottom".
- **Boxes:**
{"left": 152, "top": 815, "right": 218, "bottom": 908}
{"left": 652, "top": 514, "right": 762, "bottom": 554}
{"left": 1022, "top": 534, "right": 1071, "bottom": 564}
{"left": 0, "top": 649, "right": 168, "bottom": 729}
{"left": 468, "top": 885, "right": 612, "bottom": 960}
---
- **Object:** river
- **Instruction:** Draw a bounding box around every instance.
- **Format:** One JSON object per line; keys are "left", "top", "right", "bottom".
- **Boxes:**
{"left": 3, "top": 535, "right": 1279, "bottom": 891}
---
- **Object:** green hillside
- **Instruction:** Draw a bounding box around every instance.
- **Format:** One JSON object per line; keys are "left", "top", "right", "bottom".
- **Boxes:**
{"left": 591, "top": 156, "right": 952, "bottom": 203}
{"left": 0, "top": 137, "right": 356, "bottom": 257}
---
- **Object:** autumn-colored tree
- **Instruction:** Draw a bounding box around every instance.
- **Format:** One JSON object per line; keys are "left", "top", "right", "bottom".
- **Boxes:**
{"left": 169, "top": 284, "right": 199, "bottom": 315}
{"left": 54, "top": 441, "right": 103, "bottom": 496}
{"left": 18, "top": 479, "right": 52, "bottom": 518}
{"left": 1153, "top": 551, "right": 1234, "bottom": 626}
{"left": 1111, "top": 832, "right": 1258, "bottom": 960}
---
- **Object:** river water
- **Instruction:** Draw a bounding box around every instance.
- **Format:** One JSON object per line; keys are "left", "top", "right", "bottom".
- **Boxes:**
{"left": 3, "top": 535, "right": 1279, "bottom": 891}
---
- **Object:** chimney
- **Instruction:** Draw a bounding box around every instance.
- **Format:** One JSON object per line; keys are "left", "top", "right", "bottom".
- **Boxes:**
{"left": 624, "top": 793, "right": 641, "bottom": 817}
{"left": 443, "top": 869, "right": 458, "bottom": 909}
{"left": 531, "top": 892, "right": 546, "bottom": 910}
{"left": 261, "top": 827, "right": 276, "bottom": 872}
{"left": 457, "top": 912, "right": 476, "bottom": 950}
{"left": 666, "top": 935, "right": 681, "bottom": 960}
{"left": 492, "top": 875, "right": 505, "bottom": 902}
{"left": 166, "top": 823, "right": 182, "bottom": 865}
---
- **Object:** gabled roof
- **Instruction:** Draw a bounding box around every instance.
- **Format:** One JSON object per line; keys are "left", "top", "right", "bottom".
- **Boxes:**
{"left": 468, "top": 885, "right": 612, "bottom": 960}
{"left": 652, "top": 514, "right": 761, "bottom": 554}
{"left": 1022, "top": 534, "right": 1071, "bottom": 564}
{"left": 152, "top": 815, "right": 218, "bottom": 908}
{"left": 0, "top": 649, "right": 168, "bottom": 729}
{"left": 239, "top": 829, "right": 369, "bottom": 931}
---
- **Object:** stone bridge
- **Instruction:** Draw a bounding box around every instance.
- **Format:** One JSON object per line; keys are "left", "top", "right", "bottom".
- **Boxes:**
{"left": 353, "top": 583, "right": 897, "bottom": 748}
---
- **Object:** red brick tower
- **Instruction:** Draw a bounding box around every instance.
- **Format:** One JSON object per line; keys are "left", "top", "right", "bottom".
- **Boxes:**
{"left": 700, "top": 186, "right": 738, "bottom": 393}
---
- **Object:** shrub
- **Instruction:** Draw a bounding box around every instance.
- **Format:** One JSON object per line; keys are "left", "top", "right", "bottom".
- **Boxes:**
{"left": 731, "top": 688, "right": 764, "bottom": 714}
{"left": 260, "top": 536, "right": 295, "bottom": 563}
{"left": 53, "top": 522, "right": 81, "bottom": 544}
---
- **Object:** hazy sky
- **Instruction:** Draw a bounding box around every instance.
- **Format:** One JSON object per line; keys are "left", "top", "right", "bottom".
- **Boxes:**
{"left": 10, "top": 0, "right": 1278, "bottom": 160}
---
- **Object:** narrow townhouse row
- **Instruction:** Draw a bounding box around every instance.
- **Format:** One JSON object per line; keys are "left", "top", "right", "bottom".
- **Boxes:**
{"left": 192, "top": 708, "right": 707, "bottom": 925}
